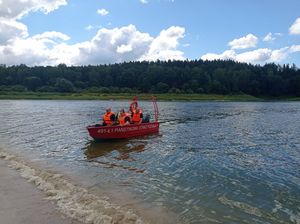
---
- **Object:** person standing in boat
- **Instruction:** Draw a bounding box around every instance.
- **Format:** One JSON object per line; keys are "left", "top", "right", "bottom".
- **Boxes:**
{"left": 129, "top": 96, "right": 138, "bottom": 114}
{"left": 102, "top": 108, "right": 115, "bottom": 126}
{"left": 118, "top": 109, "right": 131, "bottom": 126}
{"left": 131, "top": 107, "right": 143, "bottom": 124}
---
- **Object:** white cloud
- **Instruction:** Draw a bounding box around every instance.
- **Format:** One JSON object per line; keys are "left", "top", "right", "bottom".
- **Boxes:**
{"left": 237, "top": 48, "right": 272, "bottom": 63}
{"left": 85, "top": 25, "right": 102, "bottom": 31}
{"left": 97, "top": 8, "right": 109, "bottom": 16}
{"left": 75, "top": 25, "right": 153, "bottom": 64}
{"left": 141, "top": 26, "right": 185, "bottom": 61}
{"left": 0, "top": 0, "right": 67, "bottom": 19}
{"left": 290, "top": 45, "right": 300, "bottom": 53}
{"left": 269, "top": 47, "right": 290, "bottom": 62}
{"left": 289, "top": 18, "right": 300, "bottom": 35}
{"left": 263, "top": 32, "right": 275, "bottom": 42}
{"left": 0, "top": 0, "right": 185, "bottom": 65}
{"left": 263, "top": 32, "right": 282, "bottom": 42}
{"left": 0, "top": 0, "right": 67, "bottom": 45}
{"left": 77, "top": 25, "right": 185, "bottom": 63}
{"left": 0, "top": 19, "right": 28, "bottom": 44}
{"left": 85, "top": 25, "right": 94, "bottom": 31}
{"left": 0, "top": 24, "right": 186, "bottom": 66}
{"left": 201, "top": 47, "right": 293, "bottom": 65}
{"left": 140, "top": 0, "right": 148, "bottom": 4}
{"left": 0, "top": 31, "right": 72, "bottom": 65}
{"left": 117, "top": 44, "right": 133, "bottom": 54}
{"left": 33, "top": 31, "right": 70, "bottom": 42}
{"left": 201, "top": 50, "right": 236, "bottom": 61}
{"left": 1, "top": 37, "right": 53, "bottom": 66}
{"left": 228, "top": 34, "right": 258, "bottom": 49}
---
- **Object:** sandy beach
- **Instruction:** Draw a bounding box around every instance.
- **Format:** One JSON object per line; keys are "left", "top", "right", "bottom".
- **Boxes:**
{"left": 0, "top": 158, "right": 82, "bottom": 224}
{"left": 0, "top": 148, "right": 147, "bottom": 224}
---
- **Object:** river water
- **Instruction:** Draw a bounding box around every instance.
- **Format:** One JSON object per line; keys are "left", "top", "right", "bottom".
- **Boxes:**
{"left": 0, "top": 100, "right": 300, "bottom": 224}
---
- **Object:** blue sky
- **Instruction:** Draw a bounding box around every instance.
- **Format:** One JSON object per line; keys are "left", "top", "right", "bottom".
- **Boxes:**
{"left": 1, "top": 0, "right": 300, "bottom": 66}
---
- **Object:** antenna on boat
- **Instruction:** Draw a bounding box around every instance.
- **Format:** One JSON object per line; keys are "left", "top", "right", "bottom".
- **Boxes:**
{"left": 152, "top": 96, "right": 158, "bottom": 122}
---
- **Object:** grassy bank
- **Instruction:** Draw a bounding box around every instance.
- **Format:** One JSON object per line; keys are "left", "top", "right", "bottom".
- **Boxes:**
{"left": 0, "top": 91, "right": 299, "bottom": 101}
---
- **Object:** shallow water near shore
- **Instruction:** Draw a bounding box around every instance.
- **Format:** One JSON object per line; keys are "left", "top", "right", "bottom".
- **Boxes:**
{"left": 0, "top": 100, "right": 300, "bottom": 223}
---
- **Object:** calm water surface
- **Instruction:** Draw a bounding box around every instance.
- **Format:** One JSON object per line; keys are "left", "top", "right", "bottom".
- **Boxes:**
{"left": 0, "top": 100, "right": 300, "bottom": 223}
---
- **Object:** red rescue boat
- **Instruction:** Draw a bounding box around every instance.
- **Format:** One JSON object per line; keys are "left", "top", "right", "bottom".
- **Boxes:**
{"left": 87, "top": 96, "right": 159, "bottom": 140}
{"left": 87, "top": 122, "right": 159, "bottom": 140}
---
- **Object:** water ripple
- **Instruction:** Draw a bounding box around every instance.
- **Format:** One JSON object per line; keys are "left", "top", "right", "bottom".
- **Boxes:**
{"left": 0, "top": 100, "right": 300, "bottom": 223}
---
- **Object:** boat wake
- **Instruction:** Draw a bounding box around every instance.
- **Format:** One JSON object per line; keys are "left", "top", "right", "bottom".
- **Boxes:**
{"left": 0, "top": 149, "right": 144, "bottom": 224}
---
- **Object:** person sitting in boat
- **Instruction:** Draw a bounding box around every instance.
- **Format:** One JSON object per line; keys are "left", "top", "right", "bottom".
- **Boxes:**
{"left": 118, "top": 109, "right": 131, "bottom": 126}
{"left": 131, "top": 107, "right": 143, "bottom": 124}
{"left": 102, "top": 108, "right": 115, "bottom": 126}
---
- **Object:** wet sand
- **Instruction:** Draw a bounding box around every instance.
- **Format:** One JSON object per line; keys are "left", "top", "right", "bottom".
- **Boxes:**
{"left": 0, "top": 158, "right": 81, "bottom": 224}
{"left": 0, "top": 148, "right": 146, "bottom": 224}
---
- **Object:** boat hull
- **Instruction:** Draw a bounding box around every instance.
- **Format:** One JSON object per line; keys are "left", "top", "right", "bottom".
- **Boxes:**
{"left": 87, "top": 122, "right": 159, "bottom": 140}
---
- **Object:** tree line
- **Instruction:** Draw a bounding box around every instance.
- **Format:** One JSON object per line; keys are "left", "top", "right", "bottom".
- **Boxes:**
{"left": 0, "top": 60, "right": 300, "bottom": 96}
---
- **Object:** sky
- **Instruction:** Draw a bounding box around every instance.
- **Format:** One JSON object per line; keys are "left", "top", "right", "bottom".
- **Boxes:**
{"left": 0, "top": 0, "right": 300, "bottom": 66}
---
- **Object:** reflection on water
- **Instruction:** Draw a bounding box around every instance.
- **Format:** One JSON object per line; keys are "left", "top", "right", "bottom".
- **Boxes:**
{"left": 85, "top": 140, "right": 147, "bottom": 173}
{"left": 0, "top": 100, "right": 300, "bottom": 224}
{"left": 85, "top": 140, "right": 137, "bottom": 159}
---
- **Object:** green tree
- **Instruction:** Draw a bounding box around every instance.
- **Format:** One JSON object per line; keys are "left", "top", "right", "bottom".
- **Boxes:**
{"left": 55, "top": 78, "right": 75, "bottom": 92}
{"left": 24, "top": 76, "right": 41, "bottom": 91}
{"left": 155, "top": 82, "right": 169, "bottom": 93}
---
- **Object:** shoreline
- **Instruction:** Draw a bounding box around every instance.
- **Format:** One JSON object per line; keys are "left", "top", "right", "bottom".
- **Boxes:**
{"left": 0, "top": 148, "right": 178, "bottom": 224}
{"left": 0, "top": 149, "right": 145, "bottom": 224}
{"left": 1, "top": 92, "right": 300, "bottom": 101}
{"left": 0, "top": 156, "right": 82, "bottom": 224}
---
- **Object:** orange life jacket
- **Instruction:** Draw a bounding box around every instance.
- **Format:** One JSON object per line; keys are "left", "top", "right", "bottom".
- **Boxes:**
{"left": 132, "top": 110, "right": 142, "bottom": 123}
{"left": 103, "top": 112, "right": 114, "bottom": 125}
{"left": 118, "top": 114, "right": 125, "bottom": 125}
{"left": 119, "top": 113, "right": 131, "bottom": 125}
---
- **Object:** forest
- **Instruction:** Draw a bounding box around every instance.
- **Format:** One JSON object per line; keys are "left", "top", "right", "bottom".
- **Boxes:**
{"left": 0, "top": 60, "right": 300, "bottom": 97}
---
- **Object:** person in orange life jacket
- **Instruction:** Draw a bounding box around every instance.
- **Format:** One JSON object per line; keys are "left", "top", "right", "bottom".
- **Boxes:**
{"left": 129, "top": 99, "right": 138, "bottom": 114}
{"left": 118, "top": 109, "right": 131, "bottom": 126}
{"left": 131, "top": 107, "right": 143, "bottom": 124}
{"left": 102, "top": 108, "right": 115, "bottom": 126}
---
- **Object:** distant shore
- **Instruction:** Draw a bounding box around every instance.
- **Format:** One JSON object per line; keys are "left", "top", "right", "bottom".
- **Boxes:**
{"left": 1, "top": 92, "right": 300, "bottom": 101}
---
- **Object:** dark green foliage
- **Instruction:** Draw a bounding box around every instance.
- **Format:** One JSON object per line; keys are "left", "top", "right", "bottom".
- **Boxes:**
{"left": 168, "top": 87, "right": 182, "bottom": 94}
{"left": 24, "top": 76, "right": 41, "bottom": 91}
{"left": 154, "top": 82, "right": 169, "bottom": 93}
{"left": 55, "top": 78, "right": 75, "bottom": 92}
{"left": 0, "top": 85, "right": 27, "bottom": 92}
{"left": 0, "top": 60, "right": 299, "bottom": 96}
{"left": 37, "top": 85, "right": 56, "bottom": 92}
